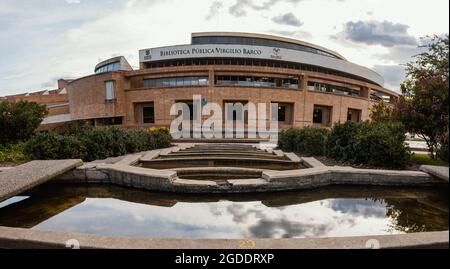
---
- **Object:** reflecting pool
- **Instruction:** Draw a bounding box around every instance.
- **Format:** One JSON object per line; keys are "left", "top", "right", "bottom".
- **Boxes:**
{"left": 0, "top": 184, "right": 447, "bottom": 239}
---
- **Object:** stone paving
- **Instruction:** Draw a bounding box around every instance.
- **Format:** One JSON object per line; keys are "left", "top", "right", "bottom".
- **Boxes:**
{"left": 0, "top": 160, "right": 82, "bottom": 202}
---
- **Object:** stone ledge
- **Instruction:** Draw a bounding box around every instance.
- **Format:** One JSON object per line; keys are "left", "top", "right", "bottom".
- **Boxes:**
{"left": 140, "top": 150, "right": 162, "bottom": 162}
{"left": 0, "top": 160, "right": 83, "bottom": 202}
{"left": 52, "top": 160, "right": 444, "bottom": 193}
{"left": 301, "top": 157, "right": 327, "bottom": 168}
{"left": 285, "top": 152, "right": 301, "bottom": 162}
{"left": 420, "top": 165, "right": 449, "bottom": 182}
{"left": 273, "top": 150, "right": 284, "bottom": 157}
{"left": 0, "top": 226, "right": 447, "bottom": 249}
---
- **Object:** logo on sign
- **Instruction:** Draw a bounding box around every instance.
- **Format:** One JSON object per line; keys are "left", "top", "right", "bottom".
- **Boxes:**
{"left": 271, "top": 48, "right": 282, "bottom": 60}
{"left": 143, "top": 49, "right": 152, "bottom": 60}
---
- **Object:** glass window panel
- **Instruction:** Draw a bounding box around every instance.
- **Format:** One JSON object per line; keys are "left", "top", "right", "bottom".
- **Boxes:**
{"left": 143, "top": 106, "right": 155, "bottom": 124}
{"left": 176, "top": 77, "right": 184, "bottom": 87}
{"left": 199, "top": 78, "right": 209, "bottom": 86}
{"left": 105, "top": 81, "right": 115, "bottom": 100}
{"left": 191, "top": 77, "right": 199, "bottom": 86}
{"left": 169, "top": 78, "right": 176, "bottom": 87}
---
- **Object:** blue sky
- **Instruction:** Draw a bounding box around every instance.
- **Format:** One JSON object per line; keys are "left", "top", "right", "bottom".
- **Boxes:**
{"left": 0, "top": 0, "right": 448, "bottom": 96}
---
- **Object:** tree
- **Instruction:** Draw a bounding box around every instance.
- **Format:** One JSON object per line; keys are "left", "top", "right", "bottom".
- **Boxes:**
{"left": 370, "top": 101, "right": 395, "bottom": 123}
{"left": 0, "top": 100, "right": 48, "bottom": 144}
{"left": 395, "top": 35, "right": 449, "bottom": 158}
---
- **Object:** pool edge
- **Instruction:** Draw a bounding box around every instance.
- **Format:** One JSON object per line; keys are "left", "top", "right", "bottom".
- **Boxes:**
{"left": 0, "top": 226, "right": 447, "bottom": 249}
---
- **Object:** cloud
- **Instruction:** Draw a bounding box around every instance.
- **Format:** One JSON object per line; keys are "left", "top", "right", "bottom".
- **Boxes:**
{"left": 272, "top": 12, "right": 303, "bottom": 27}
{"left": 205, "top": 1, "right": 224, "bottom": 20}
{"left": 372, "top": 64, "right": 407, "bottom": 91}
{"left": 374, "top": 43, "right": 428, "bottom": 64}
{"left": 329, "top": 199, "right": 387, "bottom": 218}
{"left": 249, "top": 218, "right": 333, "bottom": 238}
{"left": 65, "top": 0, "right": 81, "bottom": 4}
{"left": 229, "top": 0, "right": 303, "bottom": 17}
{"left": 339, "top": 20, "right": 418, "bottom": 47}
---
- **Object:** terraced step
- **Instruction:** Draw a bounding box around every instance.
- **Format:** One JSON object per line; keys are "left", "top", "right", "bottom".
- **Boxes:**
{"left": 141, "top": 157, "right": 302, "bottom": 170}
{"left": 160, "top": 152, "right": 287, "bottom": 160}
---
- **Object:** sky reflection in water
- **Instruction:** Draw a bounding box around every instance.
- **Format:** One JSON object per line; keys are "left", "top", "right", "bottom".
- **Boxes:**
{"left": 34, "top": 198, "right": 398, "bottom": 239}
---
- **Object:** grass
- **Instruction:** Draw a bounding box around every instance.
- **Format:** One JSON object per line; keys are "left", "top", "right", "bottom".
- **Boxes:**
{"left": 410, "top": 153, "right": 449, "bottom": 167}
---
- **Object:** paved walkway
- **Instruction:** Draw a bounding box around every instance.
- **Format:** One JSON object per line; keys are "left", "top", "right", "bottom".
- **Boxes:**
{"left": 420, "top": 165, "right": 449, "bottom": 182}
{"left": 0, "top": 160, "right": 82, "bottom": 202}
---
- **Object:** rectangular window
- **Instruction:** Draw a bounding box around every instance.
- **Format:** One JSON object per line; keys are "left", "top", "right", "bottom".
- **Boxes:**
{"left": 313, "top": 105, "right": 332, "bottom": 127}
{"left": 271, "top": 103, "right": 293, "bottom": 123}
{"left": 347, "top": 108, "right": 361, "bottom": 122}
{"left": 278, "top": 105, "right": 286, "bottom": 122}
{"left": 143, "top": 106, "right": 155, "bottom": 124}
{"left": 143, "top": 77, "right": 209, "bottom": 88}
{"left": 215, "top": 75, "right": 298, "bottom": 89}
{"left": 105, "top": 81, "right": 115, "bottom": 100}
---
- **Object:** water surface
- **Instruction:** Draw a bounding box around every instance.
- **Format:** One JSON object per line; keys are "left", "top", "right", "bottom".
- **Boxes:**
{"left": 0, "top": 184, "right": 447, "bottom": 239}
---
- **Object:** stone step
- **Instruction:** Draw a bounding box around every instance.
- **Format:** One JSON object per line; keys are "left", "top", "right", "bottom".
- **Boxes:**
{"left": 160, "top": 152, "right": 285, "bottom": 160}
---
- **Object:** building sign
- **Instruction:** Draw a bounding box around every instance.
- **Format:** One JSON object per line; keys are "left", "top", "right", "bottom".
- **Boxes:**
{"left": 138, "top": 44, "right": 385, "bottom": 87}
{"left": 140, "top": 45, "right": 290, "bottom": 62}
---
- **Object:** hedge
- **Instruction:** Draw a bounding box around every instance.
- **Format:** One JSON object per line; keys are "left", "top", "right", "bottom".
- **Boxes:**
{"left": 278, "top": 121, "right": 411, "bottom": 168}
{"left": 24, "top": 126, "right": 172, "bottom": 161}
{"left": 326, "top": 121, "right": 410, "bottom": 168}
{"left": 278, "top": 127, "right": 330, "bottom": 156}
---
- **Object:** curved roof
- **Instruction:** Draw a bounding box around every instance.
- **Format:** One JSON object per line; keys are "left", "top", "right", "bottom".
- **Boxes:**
{"left": 95, "top": 56, "right": 133, "bottom": 73}
{"left": 192, "top": 32, "right": 346, "bottom": 60}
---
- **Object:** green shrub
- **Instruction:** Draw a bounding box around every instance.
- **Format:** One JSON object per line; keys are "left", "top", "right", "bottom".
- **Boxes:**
{"left": 325, "top": 121, "right": 359, "bottom": 161}
{"left": 278, "top": 128, "right": 302, "bottom": 152}
{"left": 147, "top": 127, "right": 173, "bottom": 149}
{"left": 278, "top": 127, "right": 330, "bottom": 156}
{"left": 326, "top": 121, "right": 410, "bottom": 168}
{"left": 0, "top": 143, "right": 27, "bottom": 163}
{"left": 125, "top": 129, "right": 148, "bottom": 152}
{"left": 24, "top": 127, "right": 173, "bottom": 161}
{"left": 24, "top": 132, "right": 85, "bottom": 160}
{"left": 352, "top": 122, "right": 410, "bottom": 167}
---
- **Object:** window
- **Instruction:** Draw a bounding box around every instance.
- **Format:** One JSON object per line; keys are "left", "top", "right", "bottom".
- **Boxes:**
{"left": 94, "top": 117, "right": 123, "bottom": 126}
{"left": 313, "top": 105, "right": 332, "bottom": 127}
{"left": 278, "top": 105, "right": 286, "bottom": 122}
{"left": 143, "top": 106, "right": 155, "bottom": 124}
{"left": 308, "top": 81, "right": 361, "bottom": 97}
{"left": 313, "top": 109, "right": 323, "bottom": 124}
{"left": 347, "top": 108, "right": 361, "bottom": 122}
{"left": 215, "top": 75, "right": 298, "bottom": 89}
{"left": 224, "top": 101, "right": 249, "bottom": 122}
{"left": 143, "top": 76, "right": 209, "bottom": 88}
{"left": 105, "top": 81, "right": 116, "bottom": 100}
{"left": 95, "top": 61, "right": 120, "bottom": 74}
